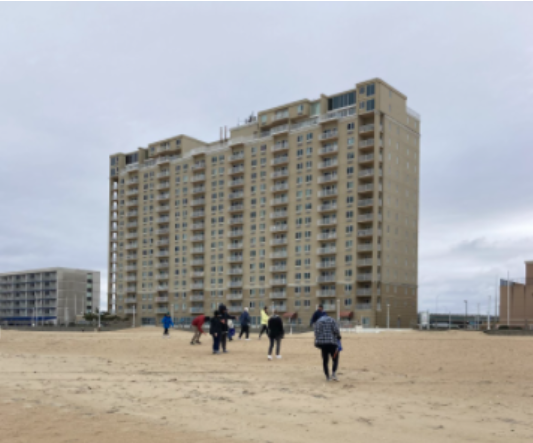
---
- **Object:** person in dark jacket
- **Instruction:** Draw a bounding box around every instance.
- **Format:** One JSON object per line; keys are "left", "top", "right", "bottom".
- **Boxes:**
{"left": 239, "top": 307, "right": 251, "bottom": 340}
{"left": 161, "top": 313, "right": 174, "bottom": 337}
{"left": 267, "top": 310, "right": 284, "bottom": 360}
{"left": 313, "top": 313, "right": 342, "bottom": 381}
{"left": 218, "top": 303, "right": 235, "bottom": 352}
{"left": 310, "top": 305, "right": 325, "bottom": 326}
{"left": 209, "top": 310, "right": 223, "bottom": 354}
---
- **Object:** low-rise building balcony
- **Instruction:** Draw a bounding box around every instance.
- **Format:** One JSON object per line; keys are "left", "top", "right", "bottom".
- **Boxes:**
{"left": 269, "top": 292, "right": 287, "bottom": 299}
{"left": 318, "top": 174, "right": 338, "bottom": 184}
{"left": 228, "top": 230, "right": 244, "bottom": 238}
{"left": 270, "top": 224, "right": 288, "bottom": 233}
{"left": 317, "top": 290, "right": 336, "bottom": 298}
{"left": 319, "top": 143, "right": 338, "bottom": 156}
{"left": 192, "top": 186, "right": 205, "bottom": 194}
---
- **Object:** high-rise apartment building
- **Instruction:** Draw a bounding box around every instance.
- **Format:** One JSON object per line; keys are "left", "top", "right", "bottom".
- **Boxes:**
{"left": 108, "top": 78, "right": 420, "bottom": 328}
{"left": 0, "top": 267, "right": 100, "bottom": 325}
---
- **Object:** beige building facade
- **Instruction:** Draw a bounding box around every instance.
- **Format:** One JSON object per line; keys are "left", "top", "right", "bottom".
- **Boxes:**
{"left": 499, "top": 261, "right": 533, "bottom": 328}
{"left": 108, "top": 78, "right": 420, "bottom": 327}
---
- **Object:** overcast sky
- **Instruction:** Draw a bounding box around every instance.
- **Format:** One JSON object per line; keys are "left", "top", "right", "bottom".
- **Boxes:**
{"left": 0, "top": 2, "right": 532, "bottom": 315}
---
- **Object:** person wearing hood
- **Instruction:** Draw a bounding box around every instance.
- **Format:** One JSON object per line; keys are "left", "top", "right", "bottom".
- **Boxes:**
{"left": 161, "top": 313, "right": 174, "bottom": 337}
{"left": 209, "top": 310, "right": 223, "bottom": 354}
{"left": 313, "top": 313, "right": 342, "bottom": 381}
{"left": 310, "top": 305, "right": 325, "bottom": 326}
{"left": 218, "top": 303, "right": 235, "bottom": 352}
{"left": 267, "top": 309, "right": 284, "bottom": 360}
{"left": 239, "top": 307, "right": 251, "bottom": 340}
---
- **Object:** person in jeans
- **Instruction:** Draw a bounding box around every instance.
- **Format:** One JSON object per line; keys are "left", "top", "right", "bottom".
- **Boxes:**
{"left": 191, "top": 314, "right": 210, "bottom": 345}
{"left": 161, "top": 313, "right": 174, "bottom": 337}
{"left": 239, "top": 307, "right": 251, "bottom": 340}
{"left": 258, "top": 306, "right": 269, "bottom": 339}
{"left": 209, "top": 311, "right": 222, "bottom": 354}
{"left": 313, "top": 313, "right": 342, "bottom": 381}
{"left": 267, "top": 310, "right": 284, "bottom": 360}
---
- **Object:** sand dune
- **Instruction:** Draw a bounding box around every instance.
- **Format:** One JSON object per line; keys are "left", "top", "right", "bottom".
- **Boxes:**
{"left": 1, "top": 328, "right": 532, "bottom": 442}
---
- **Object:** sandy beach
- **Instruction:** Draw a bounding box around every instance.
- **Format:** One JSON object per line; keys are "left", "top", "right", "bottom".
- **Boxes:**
{"left": 1, "top": 328, "right": 532, "bottom": 443}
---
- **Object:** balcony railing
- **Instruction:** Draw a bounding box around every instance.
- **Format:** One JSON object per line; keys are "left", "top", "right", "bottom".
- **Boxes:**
{"left": 319, "top": 144, "right": 338, "bottom": 155}
{"left": 229, "top": 191, "right": 244, "bottom": 199}
{"left": 317, "top": 262, "right": 336, "bottom": 269}
{"left": 192, "top": 271, "right": 204, "bottom": 277}
{"left": 317, "top": 247, "right": 336, "bottom": 255}
{"left": 357, "top": 244, "right": 374, "bottom": 252}
{"left": 228, "top": 230, "right": 244, "bottom": 238}
{"left": 155, "top": 297, "right": 169, "bottom": 302}
{"left": 156, "top": 205, "right": 170, "bottom": 212}
{"left": 359, "top": 154, "right": 374, "bottom": 163}
{"left": 358, "top": 259, "right": 374, "bottom": 266}
{"left": 229, "top": 166, "right": 245, "bottom": 175}
{"left": 228, "top": 281, "right": 243, "bottom": 288}
{"left": 229, "top": 204, "right": 244, "bottom": 212}
{"left": 272, "top": 142, "right": 289, "bottom": 153}
{"left": 157, "top": 194, "right": 170, "bottom": 200}
{"left": 270, "top": 238, "right": 288, "bottom": 246}
{"left": 269, "top": 292, "right": 287, "bottom": 299}
{"left": 270, "top": 279, "right": 287, "bottom": 286}
{"left": 192, "top": 186, "right": 205, "bottom": 194}
{"left": 230, "top": 217, "right": 244, "bottom": 225}
{"left": 228, "top": 256, "right": 244, "bottom": 263}
{"left": 270, "top": 211, "right": 288, "bottom": 219}
{"left": 318, "top": 218, "right": 337, "bottom": 226}
{"left": 270, "top": 251, "right": 288, "bottom": 259}
{"left": 319, "top": 129, "right": 338, "bottom": 141}
{"left": 318, "top": 189, "right": 338, "bottom": 198}
{"left": 359, "top": 139, "right": 375, "bottom": 148}
{"left": 229, "top": 152, "right": 245, "bottom": 162}
{"left": 317, "top": 275, "right": 336, "bottom": 283}
{"left": 227, "top": 268, "right": 243, "bottom": 275}
{"left": 357, "top": 274, "right": 373, "bottom": 282}
{"left": 228, "top": 243, "right": 244, "bottom": 250}
{"left": 191, "top": 259, "right": 204, "bottom": 265}
{"left": 319, "top": 159, "right": 338, "bottom": 170}
{"left": 317, "top": 290, "right": 336, "bottom": 298}
{"left": 271, "top": 156, "right": 289, "bottom": 166}
{"left": 228, "top": 306, "right": 244, "bottom": 313}
{"left": 190, "top": 295, "right": 204, "bottom": 302}
{"left": 271, "top": 183, "right": 289, "bottom": 192}
{"left": 192, "top": 162, "right": 206, "bottom": 171}
{"left": 317, "top": 232, "right": 337, "bottom": 240}
{"left": 320, "top": 106, "right": 356, "bottom": 123}
{"left": 271, "top": 198, "right": 288, "bottom": 206}
{"left": 357, "top": 229, "right": 374, "bottom": 237}
{"left": 356, "top": 288, "right": 372, "bottom": 296}
{"left": 229, "top": 178, "right": 245, "bottom": 187}
{"left": 157, "top": 182, "right": 170, "bottom": 189}
{"left": 270, "top": 224, "right": 288, "bottom": 232}
{"left": 356, "top": 303, "right": 373, "bottom": 310}
{"left": 191, "top": 174, "right": 206, "bottom": 182}
{"left": 190, "top": 307, "right": 205, "bottom": 314}
{"left": 271, "top": 170, "right": 289, "bottom": 179}
{"left": 270, "top": 265, "right": 287, "bottom": 272}
{"left": 191, "top": 235, "right": 205, "bottom": 241}
{"left": 191, "top": 283, "right": 204, "bottom": 290}
{"left": 318, "top": 174, "right": 338, "bottom": 184}
{"left": 191, "top": 199, "right": 206, "bottom": 206}
{"left": 359, "top": 124, "right": 375, "bottom": 133}
{"left": 358, "top": 199, "right": 374, "bottom": 207}
{"left": 192, "top": 210, "right": 205, "bottom": 218}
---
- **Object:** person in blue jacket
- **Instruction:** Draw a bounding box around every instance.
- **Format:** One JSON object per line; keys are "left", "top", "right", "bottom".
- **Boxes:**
{"left": 161, "top": 313, "right": 174, "bottom": 337}
{"left": 239, "top": 307, "right": 251, "bottom": 340}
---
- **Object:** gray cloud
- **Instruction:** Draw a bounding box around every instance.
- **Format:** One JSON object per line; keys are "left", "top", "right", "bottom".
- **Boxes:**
{"left": 0, "top": 3, "right": 532, "bottom": 313}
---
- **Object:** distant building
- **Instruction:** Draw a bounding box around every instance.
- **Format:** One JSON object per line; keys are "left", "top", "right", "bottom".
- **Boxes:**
{"left": 499, "top": 260, "right": 533, "bottom": 328}
{"left": 0, "top": 267, "right": 100, "bottom": 325}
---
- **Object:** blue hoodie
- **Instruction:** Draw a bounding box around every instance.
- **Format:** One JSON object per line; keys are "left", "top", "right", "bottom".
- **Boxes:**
{"left": 310, "top": 310, "right": 326, "bottom": 326}
{"left": 162, "top": 315, "right": 174, "bottom": 328}
{"left": 239, "top": 311, "right": 251, "bottom": 327}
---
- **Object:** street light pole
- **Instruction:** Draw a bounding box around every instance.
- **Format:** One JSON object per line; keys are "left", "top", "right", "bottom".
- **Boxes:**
{"left": 464, "top": 300, "right": 468, "bottom": 330}
{"left": 487, "top": 295, "right": 491, "bottom": 331}
{"left": 387, "top": 303, "right": 390, "bottom": 329}
{"left": 435, "top": 295, "right": 439, "bottom": 314}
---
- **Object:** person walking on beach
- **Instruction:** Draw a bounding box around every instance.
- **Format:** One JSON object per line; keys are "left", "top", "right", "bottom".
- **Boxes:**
{"left": 239, "top": 307, "right": 251, "bottom": 340}
{"left": 191, "top": 314, "right": 210, "bottom": 345}
{"left": 310, "top": 304, "right": 325, "bottom": 326}
{"left": 314, "top": 313, "right": 342, "bottom": 381}
{"left": 267, "top": 309, "right": 284, "bottom": 360}
{"left": 209, "top": 310, "right": 223, "bottom": 354}
{"left": 218, "top": 303, "right": 235, "bottom": 352}
{"left": 258, "top": 306, "right": 269, "bottom": 339}
{"left": 161, "top": 313, "right": 174, "bottom": 337}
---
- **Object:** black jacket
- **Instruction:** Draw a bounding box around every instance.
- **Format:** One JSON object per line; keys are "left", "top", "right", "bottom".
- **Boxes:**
{"left": 218, "top": 305, "right": 236, "bottom": 332}
{"left": 209, "top": 317, "right": 223, "bottom": 336}
{"left": 268, "top": 316, "right": 284, "bottom": 339}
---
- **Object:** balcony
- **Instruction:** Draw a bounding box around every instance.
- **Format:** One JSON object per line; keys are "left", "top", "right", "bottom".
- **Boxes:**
{"left": 270, "top": 265, "right": 287, "bottom": 272}
{"left": 157, "top": 171, "right": 170, "bottom": 178}
{"left": 356, "top": 303, "right": 373, "bottom": 310}
{"left": 271, "top": 197, "right": 288, "bottom": 206}
{"left": 191, "top": 247, "right": 204, "bottom": 253}
{"left": 230, "top": 217, "right": 244, "bottom": 225}
{"left": 357, "top": 274, "right": 373, "bottom": 282}
{"left": 191, "top": 210, "right": 205, "bottom": 218}
{"left": 228, "top": 256, "right": 244, "bottom": 263}
{"left": 271, "top": 183, "right": 289, "bottom": 193}
{"left": 356, "top": 288, "right": 372, "bottom": 296}
{"left": 192, "top": 271, "right": 204, "bottom": 278}
{"left": 318, "top": 218, "right": 337, "bottom": 227}
{"left": 358, "top": 259, "right": 374, "bottom": 266}
{"left": 317, "top": 290, "right": 336, "bottom": 298}
{"left": 229, "top": 204, "right": 245, "bottom": 213}
{"left": 155, "top": 297, "right": 169, "bottom": 303}
{"left": 317, "top": 232, "right": 337, "bottom": 240}
{"left": 126, "top": 178, "right": 139, "bottom": 185}
{"left": 127, "top": 211, "right": 138, "bottom": 217}
{"left": 157, "top": 239, "right": 169, "bottom": 246}
{"left": 358, "top": 184, "right": 374, "bottom": 193}
{"left": 157, "top": 216, "right": 170, "bottom": 223}
{"left": 358, "top": 199, "right": 374, "bottom": 208}
{"left": 227, "top": 268, "right": 243, "bottom": 275}
{"left": 126, "top": 189, "right": 139, "bottom": 196}
{"left": 157, "top": 250, "right": 169, "bottom": 257}
{"left": 317, "top": 262, "right": 336, "bottom": 269}
{"left": 228, "top": 306, "right": 244, "bottom": 313}
{"left": 228, "top": 230, "right": 244, "bottom": 238}
{"left": 158, "top": 284, "right": 169, "bottom": 291}
{"left": 359, "top": 154, "right": 374, "bottom": 164}
{"left": 126, "top": 254, "right": 137, "bottom": 260}
{"left": 359, "top": 124, "right": 375, "bottom": 134}
{"left": 126, "top": 265, "right": 137, "bottom": 271}
{"left": 157, "top": 193, "right": 170, "bottom": 201}
{"left": 317, "top": 274, "right": 336, "bottom": 283}
{"left": 125, "top": 297, "right": 137, "bottom": 303}
{"left": 157, "top": 262, "right": 169, "bottom": 268}
{"left": 270, "top": 251, "right": 287, "bottom": 259}
{"left": 318, "top": 202, "right": 337, "bottom": 213}
{"left": 272, "top": 142, "right": 289, "bottom": 153}
{"left": 357, "top": 244, "right": 378, "bottom": 252}
{"left": 318, "top": 144, "right": 338, "bottom": 156}
{"left": 357, "top": 229, "right": 374, "bottom": 237}
{"left": 270, "top": 211, "right": 288, "bottom": 219}
{"left": 229, "top": 165, "right": 245, "bottom": 175}
{"left": 190, "top": 295, "right": 204, "bottom": 302}
{"left": 319, "top": 129, "right": 338, "bottom": 141}
{"left": 319, "top": 159, "right": 338, "bottom": 170}
{"left": 191, "top": 222, "right": 205, "bottom": 230}
{"left": 271, "top": 304, "right": 287, "bottom": 313}
{"left": 358, "top": 213, "right": 377, "bottom": 223}
{"left": 228, "top": 281, "right": 243, "bottom": 288}
{"left": 229, "top": 178, "right": 245, "bottom": 187}
{"left": 270, "top": 279, "right": 287, "bottom": 286}
{"left": 126, "top": 276, "right": 137, "bottom": 282}
{"left": 227, "top": 293, "right": 243, "bottom": 300}
{"left": 126, "top": 286, "right": 136, "bottom": 291}
{"left": 229, "top": 191, "right": 244, "bottom": 199}
{"left": 191, "top": 283, "right": 204, "bottom": 290}
{"left": 192, "top": 186, "right": 205, "bottom": 194}
{"left": 191, "top": 259, "right": 204, "bottom": 265}
{"left": 191, "top": 174, "right": 206, "bottom": 183}
{"left": 270, "top": 238, "right": 288, "bottom": 246}
{"left": 157, "top": 182, "right": 170, "bottom": 190}
{"left": 124, "top": 309, "right": 136, "bottom": 314}
{"left": 318, "top": 174, "right": 338, "bottom": 184}
{"left": 156, "top": 228, "right": 170, "bottom": 235}
{"left": 322, "top": 305, "right": 337, "bottom": 313}
{"left": 270, "top": 224, "right": 288, "bottom": 233}
{"left": 271, "top": 170, "right": 289, "bottom": 179}
{"left": 228, "top": 243, "right": 244, "bottom": 250}
{"left": 190, "top": 234, "right": 204, "bottom": 242}
{"left": 127, "top": 222, "right": 138, "bottom": 228}
{"left": 269, "top": 292, "right": 287, "bottom": 299}
{"left": 156, "top": 205, "right": 170, "bottom": 212}
{"left": 125, "top": 243, "right": 138, "bottom": 250}
{"left": 192, "top": 162, "right": 206, "bottom": 171}
{"left": 318, "top": 188, "right": 338, "bottom": 198}
{"left": 229, "top": 152, "right": 245, "bottom": 162}
{"left": 359, "top": 139, "right": 375, "bottom": 148}
{"left": 317, "top": 247, "right": 336, "bottom": 255}
{"left": 190, "top": 307, "right": 205, "bottom": 314}
{"left": 191, "top": 199, "right": 206, "bottom": 206}
{"left": 271, "top": 156, "right": 289, "bottom": 166}
{"left": 125, "top": 233, "right": 138, "bottom": 239}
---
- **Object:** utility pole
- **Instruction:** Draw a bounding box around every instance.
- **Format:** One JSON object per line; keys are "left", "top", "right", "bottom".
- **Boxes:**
{"left": 477, "top": 303, "right": 480, "bottom": 330}
{"left": 464, "top": 300, "right": 468, "bottom": 330}
{"left": 387, "top": 303, "right": 390, "bottom": 329}
{"left": 449, "top": 312, "right": 451, "bottom": 330}
{"left": 507, "top": 271, "right": 510, "bottom": 326}
{"left": 487, "top": 295, "right": 491, "bottom": 331}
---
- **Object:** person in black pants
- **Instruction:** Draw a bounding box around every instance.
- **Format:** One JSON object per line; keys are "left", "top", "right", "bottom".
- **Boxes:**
{"left": 209, "top": 310, "right": 223, "bottom": 354}
{"left": 313, "top": 313, "right": 342, "bottom": 381}
{"left": 239, "top": 307, "right": 251, "bottom": 340}
{"left": 258, "top": 306, "right": 269, "bottom": 339}
{"left": 218, "top": 303, "right": 235, "bottom": 353}
{"left": 267, "top": 309, "right": 284, "bottom": 360}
